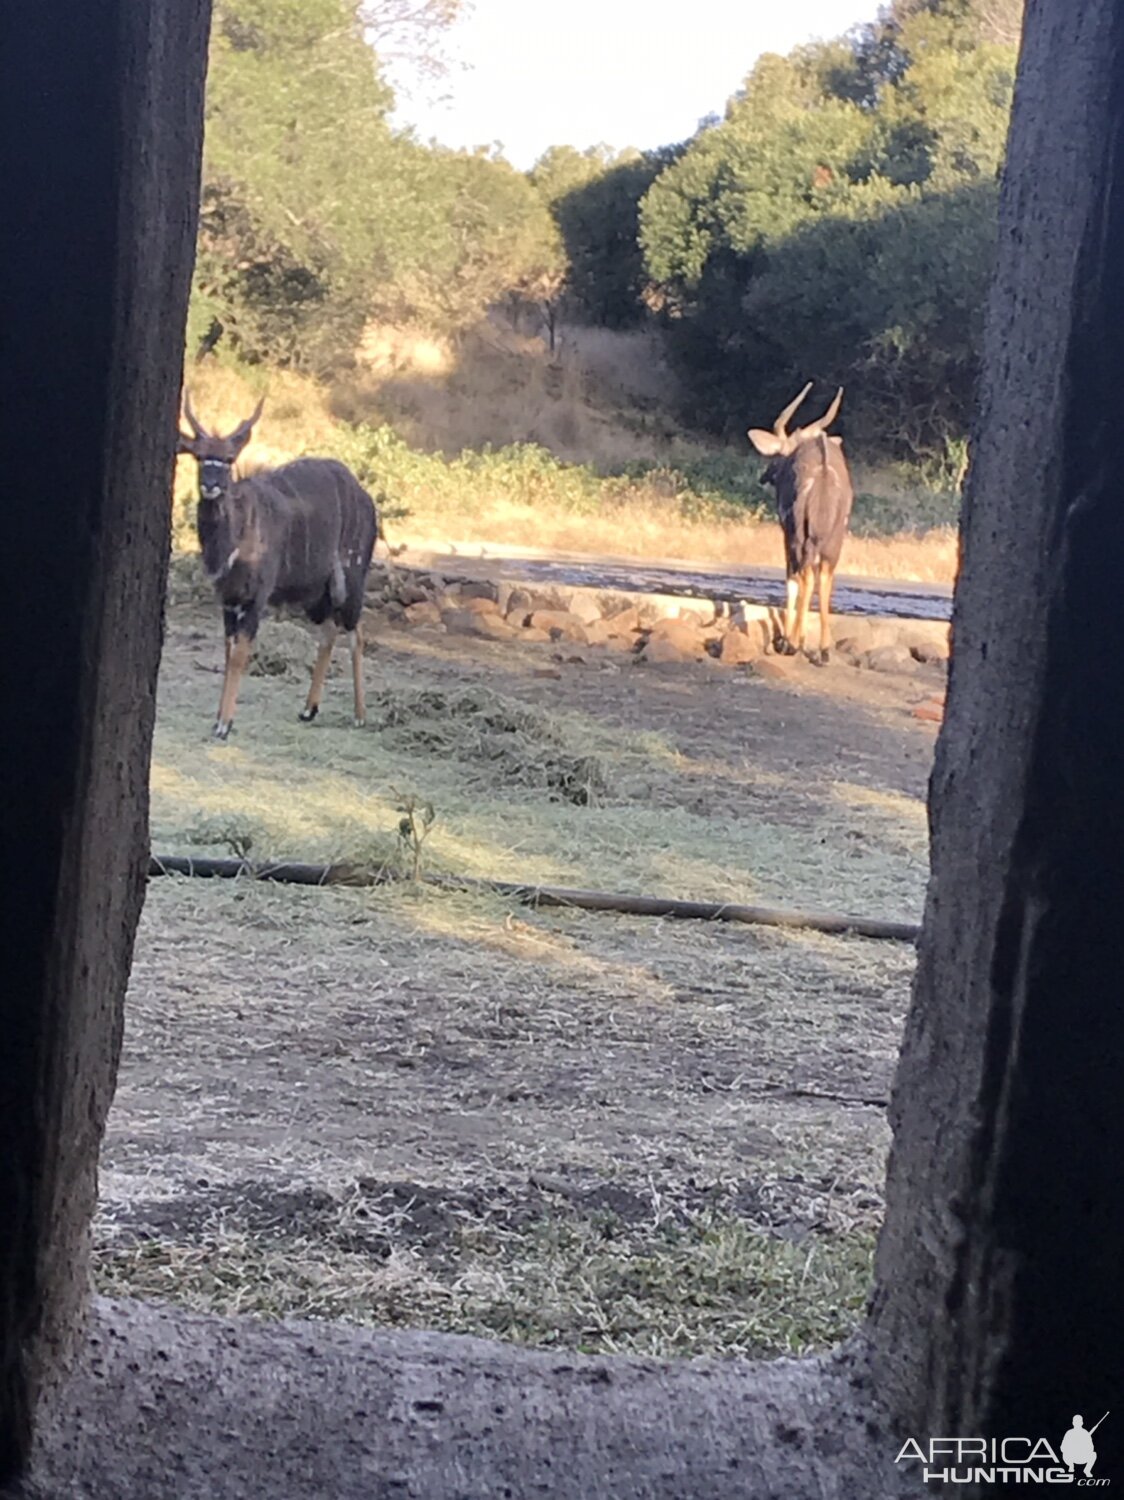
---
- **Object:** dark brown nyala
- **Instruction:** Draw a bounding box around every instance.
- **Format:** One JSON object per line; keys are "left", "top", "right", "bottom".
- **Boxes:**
{"left": 177, "top": 395, "right": 379, "bottom": 739}
{"left": 749, "top": 383, "right": 854, "bottom": 663}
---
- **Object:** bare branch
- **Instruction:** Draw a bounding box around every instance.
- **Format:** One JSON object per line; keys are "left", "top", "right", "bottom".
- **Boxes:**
{"left": 357, "top": 0, "right": 466, "bottom": 87}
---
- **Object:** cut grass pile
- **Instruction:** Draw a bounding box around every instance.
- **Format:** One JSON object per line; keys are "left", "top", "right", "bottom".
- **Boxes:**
{"left": 368, "top": 685, "right": 611, "bottom": 807}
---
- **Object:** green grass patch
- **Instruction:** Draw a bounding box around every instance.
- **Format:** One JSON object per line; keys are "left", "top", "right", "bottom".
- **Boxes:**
{"left": 93, "top": 1203, "right": 874, "bottom": 1360}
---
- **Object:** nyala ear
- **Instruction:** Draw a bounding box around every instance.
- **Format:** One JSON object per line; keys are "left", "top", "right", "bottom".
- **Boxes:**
{"left": 748, "top": 428, "right": 784, "bottom": 456}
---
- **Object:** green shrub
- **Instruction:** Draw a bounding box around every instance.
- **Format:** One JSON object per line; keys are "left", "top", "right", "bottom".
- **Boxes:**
{"left": 329, "top": 423, "right": 773, "bottom": 528}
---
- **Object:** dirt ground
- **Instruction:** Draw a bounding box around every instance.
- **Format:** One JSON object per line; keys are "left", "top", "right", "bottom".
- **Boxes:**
{"left": 94, "top": 593, "right": 940, "bottom": 1361}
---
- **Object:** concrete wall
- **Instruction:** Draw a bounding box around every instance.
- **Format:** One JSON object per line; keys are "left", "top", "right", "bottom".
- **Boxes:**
{"left": 0, "top": 0, "right": 211, "bottom": 1477}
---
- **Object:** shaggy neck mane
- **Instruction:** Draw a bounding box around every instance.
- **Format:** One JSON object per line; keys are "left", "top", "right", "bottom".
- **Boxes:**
{"left": 198, "top": 481, "right": 258, "bottom": 580}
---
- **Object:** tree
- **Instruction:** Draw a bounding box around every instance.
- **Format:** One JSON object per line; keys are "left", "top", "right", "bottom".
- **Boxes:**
{"left": 196, "top": 0, "right": 413, "bottom": 366}
{"left": 399, "top": 147, "right": 564, "bottom": 332}
{"left": 637, "top": 7, "right": 1017, "bottom": 457}
{"left": 871, "top": 0, "right": 1124, "bottom": 1441}
{"left": 529, "top": 143, "right": 617, "bottom": 206}
{"left": 532, "top": 145, "right": 678, "bottom": 329}
{"left": 734, "top": 181, "right": 998, "bottom": 460}
{"left": 640, "top": 51, "right": 876, "bottom": 299}
{"left": 879, "top": 0, "right": 1024, "bottom": 45}
{"left": 864, "top": 9, "right": 1017, "bottom": 189}
{"left": 194, "top": 0, "right": 560, "bottom": 370}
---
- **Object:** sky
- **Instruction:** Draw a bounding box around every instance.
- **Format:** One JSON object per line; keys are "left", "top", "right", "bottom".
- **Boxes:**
{"left": 391, "top": 0, "right": 885, "bottom": 169}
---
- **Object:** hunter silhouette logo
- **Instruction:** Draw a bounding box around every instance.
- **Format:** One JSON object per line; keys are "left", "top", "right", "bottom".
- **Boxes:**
{"left": 1062, "top": 1414, "right": 1109, "bottom": 1480}
{"left": 895, "top": 1412, "right": 1111, "bottom": 1486}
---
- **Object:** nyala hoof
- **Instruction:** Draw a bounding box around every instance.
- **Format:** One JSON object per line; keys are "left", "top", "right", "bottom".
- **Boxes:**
{"left": 353, "top": 716, "right": 366, "bottom": 729}
{"left": 810, "top": 648, "right": 830, "bottom": 667}
{"left": 778, "top": 640, "right": 798, "bottom": 657}
{"left": 212, "top": 721, "right": 232, "bottom": 741}
{"left": 298, "top": 704, "right": 319, "bottom": 723}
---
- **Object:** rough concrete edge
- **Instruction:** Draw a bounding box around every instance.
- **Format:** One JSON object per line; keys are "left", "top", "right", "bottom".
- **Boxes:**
{"left": 9, "top": 1299, "right": 925, "bottom": 1500}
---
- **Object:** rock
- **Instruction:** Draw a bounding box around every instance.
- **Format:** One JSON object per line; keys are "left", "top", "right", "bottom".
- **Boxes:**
{"left": 567, "top": 591, "right": 604, "bottom": 625}
{"left": 595, "top": 592, "right": 637, "bottom": 618}
{"left": 403, "top": 601, "right": 442, "bottom": 627}
{"left": 526, "top": 587, "right": 575, "bottom": 615}
{"left": 394, "top": 579, "right": 433, "bottom": 607}
{"left": 585, "top": 619, "right": 640, "bottom": 652}
{"left": 754, "top": 657, "right": 795, "bottom": 681}
{"left": 442, "top": 609, "right": 517, "bottom": 641}
{"left": 862, "top": 644, "right": 915, "bottom": 673}
{"left": 474, "top": 613, "right": 519, "bottom": 640}
{"left": 601, "top": 605, "right": 640, "bottom": 635}
{"left": 905, "top": 629, "right": 952, "bottom": 664}
{"left": 913, "top": 702, "right": 944, "bottom": 723}
{"left": 672, "top": 598, "right": 717, "bottom": 627}
{"left": 643, "top": 618, "right": 709, "bottom": 660}
{"left": 636, "top": 602, "right": 670, "bottom": 628}
{"left": 635, "top": 593, "right": 713, "bottom": 627}
{"left": 648, "top": 614, "right": 702, "bottom": 639}
{"left": 529, "top": 610, "right": 589, "bottom": 644}
{"left": 504, "top": 587, "right": 534, "bottom": 625}
{"left": 458, "top": 595, "right": 501, "bottom": 616}
{"left": 833, "top": 620, "right": 884, "bottom": 659}
{"left": 717, "top": 627, "right": 765, "bottom": 665}
{"left": 439, "top": 606, "right": 473, "bottom": 631}
{"left": 457, "top": 579, "right": 500, "bottom": 603}
{"left": 745, "top": 619, "right": 772, "bottom": 654}
{"left": 520, "top": 626, "right": 552, "bottom": 642}
{"left": 641, "top": 634, "right": 697, "bottom": 665}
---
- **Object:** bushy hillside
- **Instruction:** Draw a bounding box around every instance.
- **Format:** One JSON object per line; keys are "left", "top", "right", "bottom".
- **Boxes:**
{"left": 181, "top": 0, "right": 1022, "bottom": 563}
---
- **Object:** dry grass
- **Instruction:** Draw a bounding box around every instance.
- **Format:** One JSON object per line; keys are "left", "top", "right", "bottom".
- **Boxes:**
{"left": 368, "top": 684, "right": 611, "bottom": 807}
{"left": 403, "top": 503, "right": 957, "bottom": 583}
{"left": 338, "top": 320, "right": 685, "bottom": 467}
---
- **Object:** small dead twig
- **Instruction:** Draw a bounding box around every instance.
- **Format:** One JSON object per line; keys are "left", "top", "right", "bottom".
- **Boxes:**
{"left": 392, "top": 790, "right": 437, "bottom": 882}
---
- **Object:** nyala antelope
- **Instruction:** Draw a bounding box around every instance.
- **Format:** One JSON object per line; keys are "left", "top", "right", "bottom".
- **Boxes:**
{"left": 749, "top": 383, "right": 854, "bottom": 663}
{"left": 177, "top": 394, "right": 379, "bottom": 738}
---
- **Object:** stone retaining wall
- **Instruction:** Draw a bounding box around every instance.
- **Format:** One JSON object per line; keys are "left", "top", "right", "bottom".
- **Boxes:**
{"left": 370, "top": 565, "right": 952, "bottom": 674}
